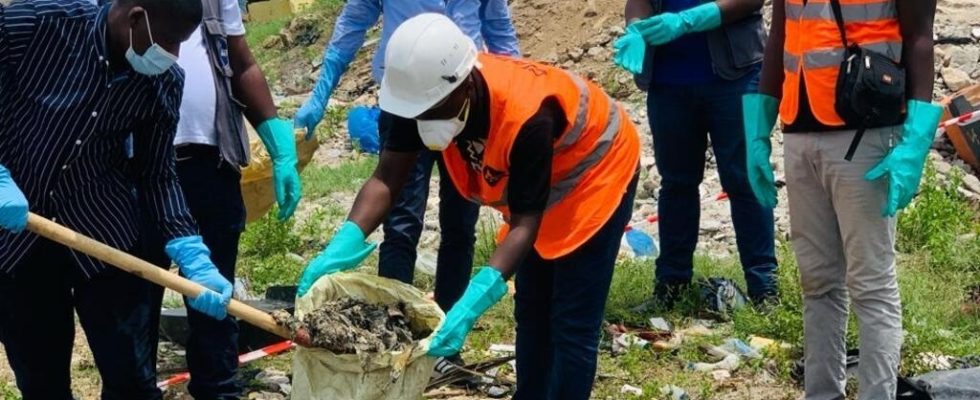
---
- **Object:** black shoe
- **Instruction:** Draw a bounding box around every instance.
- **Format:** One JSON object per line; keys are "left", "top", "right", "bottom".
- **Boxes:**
{"left": 629, "top": 283, "right": 688, "bottom": 315}
{"left": 431, "top": 355, "right": 483, "bottom": 389}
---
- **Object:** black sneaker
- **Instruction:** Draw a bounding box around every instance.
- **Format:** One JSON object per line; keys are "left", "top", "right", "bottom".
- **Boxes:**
{"left": 431, "top": 355, "right": 483, "bottom": 389}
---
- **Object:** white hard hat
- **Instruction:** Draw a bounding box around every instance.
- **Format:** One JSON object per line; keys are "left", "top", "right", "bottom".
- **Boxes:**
{"left": 379, "top": 13, "right": 478, "bottom": 119}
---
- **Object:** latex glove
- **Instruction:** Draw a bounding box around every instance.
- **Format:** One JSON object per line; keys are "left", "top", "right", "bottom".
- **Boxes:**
{"left": 297, "top": 221, "right": 377, "bottom": 297}
{"left": 427, "top": 267, "right": 508, "bottom": 357}
{"left": 612, "top": 24, "right": 647, "bottom": 74}
{"left": 743, "top": 93, "right": 779, "bottom": 209}
{"left": 294, "top": 49, "right": 348, "bottom": 140}
{"left": 0, "top": 165, "right": 28, "bottom": 233}
{"left": 257, "top": 118, "right": 302, "bottom": 220}
{"left": 632, "top": 2, "right": 722, "bottom": 46}
{"left": 166, "top": 236, "right": 234, "bottom": 320}
{"left": 865, "top": 100, "right": 943, "bottom": 217}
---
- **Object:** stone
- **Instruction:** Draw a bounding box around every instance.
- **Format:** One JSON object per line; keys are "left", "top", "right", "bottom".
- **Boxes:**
{"left": 609, "top": 25, "right": 626, "bottom": 36}
{"left": 262, "top": 35, "right": 282, "bottom": 49}
{"left": 942, "top": 67, "right": 973, "bottom": 92}
{"left": 973, "top": 27, "right": 980, "bottom": 40}
{"left": 568, "top": 47, "right": 585, "bottom": 62}
{"left": 588, "top": 32, "right": 613, "bottom": 48}
{"left": 935, "top": 160, "right": 953, "bottom": 176}
{"left": 543, "top": 52, "right": 559, "bottom": 64}
{"left": 948, "top": 46, "right": 980, "bottom": 70}
{"left": 587, "top": 46, "right": 606, "bottom": 60}
{"left": 640, "top": 156, "right": 656, "bottom": 169}
{"left": 638, "top": 204, "right": 656, "bottom": 218}
{"left": 962, "top": 173, "right": 980, "bottom": 194}
{"left": 701, "top": 220, "right": 724, "bottom": 234}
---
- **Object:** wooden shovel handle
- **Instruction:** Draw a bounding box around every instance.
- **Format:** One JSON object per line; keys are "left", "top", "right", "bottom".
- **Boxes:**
{"left": 26, "top": 213, "right": 293, "bottom": 340}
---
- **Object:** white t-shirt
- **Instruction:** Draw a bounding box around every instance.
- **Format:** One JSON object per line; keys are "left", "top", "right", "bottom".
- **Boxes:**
{"left": 175, "top": 0, "right": 247, "bottom": 146}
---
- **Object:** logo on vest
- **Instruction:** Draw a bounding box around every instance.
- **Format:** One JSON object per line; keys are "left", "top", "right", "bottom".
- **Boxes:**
{"left": 482, "top": 166, "right": 506, "bottom": 186}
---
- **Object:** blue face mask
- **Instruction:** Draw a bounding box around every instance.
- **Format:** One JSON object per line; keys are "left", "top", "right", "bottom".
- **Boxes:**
{"left": 125, "top": 11, "right": 177, "bottom": 76}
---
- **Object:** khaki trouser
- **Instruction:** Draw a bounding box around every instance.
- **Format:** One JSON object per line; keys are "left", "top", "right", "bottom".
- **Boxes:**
{"left": 784, "top": 126, "right": 903, "bottom": 400}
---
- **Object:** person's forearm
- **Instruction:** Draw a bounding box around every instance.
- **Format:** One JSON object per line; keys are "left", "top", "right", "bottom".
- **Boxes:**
{"left": 758, "top": 0, "right": 786, "bottom": 97}
{"left": 487, "top": 213, "right": 541, "bottom": 279}
{"left": 898, "top": 0, "right": 937, "bottom": 102}
{"left": 716, "top": 0, "right": 764, "bottom": 24}
{"left": 229, "top": 37, "right": 278, "bottom": 126}
{"left": 346, "top": 151, "right": 417, "bottom": 235}
{"left": 625, "top": 0, "right": 654, "bottom": 24}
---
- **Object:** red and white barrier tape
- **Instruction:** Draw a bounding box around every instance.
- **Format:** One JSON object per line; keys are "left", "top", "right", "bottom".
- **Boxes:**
{"left": 157, "top": 340, "right": 296, "bottom": 389}
{"left": 936, "top": 109, "right": 980, "bottom": 136}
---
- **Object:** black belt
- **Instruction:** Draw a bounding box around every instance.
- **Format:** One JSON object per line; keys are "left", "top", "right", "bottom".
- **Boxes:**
{"left": 175, "top": 143, "right": 219, "bottom": 161}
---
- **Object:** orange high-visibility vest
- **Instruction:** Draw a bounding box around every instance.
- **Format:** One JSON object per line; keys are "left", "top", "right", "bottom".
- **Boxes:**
{"left": 781, "top": 0, "right": 902, "bottom": 126}
{"left": 442, "top": 54, "right": 640, "bottom": 260}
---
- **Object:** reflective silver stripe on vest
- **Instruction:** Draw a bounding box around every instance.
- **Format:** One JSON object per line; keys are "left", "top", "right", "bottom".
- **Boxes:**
{"left": 546, "top": 97, "right": 622, "bottom": 209}
{"left": 555, "top": 73, "right": 592, "bottom": 153}
{"left": 784, "top": 52, "right": 801, "bottom": 72}
{"left": 784, "top": 2, "right": 896, "bottom": 22}
{"left": 801, "top": 41, "right": 902, "bottom": 69}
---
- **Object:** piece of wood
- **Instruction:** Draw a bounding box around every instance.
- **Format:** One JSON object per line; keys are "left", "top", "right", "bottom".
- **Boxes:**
{"left": 26, "top": 213, "right": 293, "bottom": 340}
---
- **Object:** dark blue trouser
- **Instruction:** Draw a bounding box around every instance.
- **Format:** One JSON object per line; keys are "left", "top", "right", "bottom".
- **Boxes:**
{"left": 512, "top": 174, "right": 638, "bottom": 400}
{"left": 647, "top": 69, "right": 778, "bottom": 301}
{"left": 377, "top": 143, "right": 480, "bottom": 313}
{"left": 0, "top": 239, "right": 161, "bottom": 400}
{"left": 143, "top": 145, "right": 245, "bottom": 399}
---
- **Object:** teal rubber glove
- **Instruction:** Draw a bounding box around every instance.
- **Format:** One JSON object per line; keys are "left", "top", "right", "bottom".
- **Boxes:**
{"left": 297, "top": 221, "right": 377, "bottom": 297}
{"left": 632, "top": 2, "right": 722, "bottom": 46}
{"left": 257, "top": 118, "right": 302, "bottom": 220}
{"left": 166, "top": 236, "right": 234, "bottom": 320}
{"left": 743, "top": 93, "right": 779, "bottom": 209}
{"left": 427, "top": 267, "right": 508, "bottom": 357}
{"left": 865, "top": 100, "right": 943, "bottom": 217}
{"left": 294, "top": 49, "right": 348, "bottom": 140}
{"left": 612, "top": 24, "right": 647, "bottom": 74}
{"left": 0, "top": 165, "right": 28, "bottom": 233}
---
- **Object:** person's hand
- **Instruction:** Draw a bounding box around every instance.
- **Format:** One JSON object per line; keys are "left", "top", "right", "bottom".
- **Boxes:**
{"left": 297, "top": 221, "right": 377, "bottom": 296}
{"left": 257, "top": 118, "right": 302, "bottom": 220}
{"left": 166, "top": 236, "right": 234, "bottom": 320}
{"left": 294, "top": 49, "right": 348, "bottom": 139}
{"left": 0, "top": 165, "right": 28, "bottom": 233}
{"left": 865, "top": 100, "right": 943, "bottom": 217}
{"left": 427, "top": 267, "right": 508, "bottom": 357}
{"left": 612, "top": 25, "right": 647, "bottom": 74}
{"left": 631, "top": 3, "right": 721, "bottom": 46}
{"left": 742, "top": 93, "right": 779, "bottom": 209}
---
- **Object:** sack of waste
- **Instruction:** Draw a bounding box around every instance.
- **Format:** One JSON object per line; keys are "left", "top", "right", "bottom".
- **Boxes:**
{"left": 240, "top": 126, "right": 319, "bottom": 223}
{"left": 291, "top": 272, "right": 445, "bottom": 400}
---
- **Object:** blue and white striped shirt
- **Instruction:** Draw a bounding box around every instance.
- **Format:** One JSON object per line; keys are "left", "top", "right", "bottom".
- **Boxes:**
{"left": 0, "top": 0, "right": 197, "bottom": 277}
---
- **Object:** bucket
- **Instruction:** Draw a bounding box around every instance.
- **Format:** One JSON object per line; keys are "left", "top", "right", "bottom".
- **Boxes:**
{"left": 291, "top": 273, "right": 445, "bottom": 400}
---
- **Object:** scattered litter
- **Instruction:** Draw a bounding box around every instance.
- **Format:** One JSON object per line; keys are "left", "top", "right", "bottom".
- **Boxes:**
{"left": 613, "top": 333, "right": 650, "bottom": 355}
{"left": 953, "top": 355, "right": 980, "bottom": 369}
{"left": 918, "top": 352, "right": 955, "bottom": 371}
{"left": 255, "top": 369, "right": 292, "bottom": 395}
{"left": 720, "top": 338, "right": 761, "bottom": 359}
{"left": 710, "top": 370, "right": 731, "bottom": 381}
{"left": 748, "top": 335, "right": 793, "bottom": 351}
{"left": 624, "top": 226, "right": 659, "bottom": 258}
{"left": 620, "top": 384, "right": 643, "bottom": 396}
{"left": 697, "top": 278, "right": 748, "bottom": 320}
{"left": 676, "top": 325, "right": 713, "bottom": 338}
{"left": 652, "top": 335, "right": 683, "bottom": 351}
{"left": 660, "top": 384, "right": 690, "bottom": 400}
{"left": 649, "top": 317, "right": 672, "bottom": 332}
{"left": 687, "top": 354, "right": 740, "bottom": 372}
{"left": 489, "top": 343, "right": 516, "bottom": 355}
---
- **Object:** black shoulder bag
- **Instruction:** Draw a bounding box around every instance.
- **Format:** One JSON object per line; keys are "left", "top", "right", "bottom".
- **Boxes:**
{"left": 829, "top": 0, "right": 906, "bottom": 160}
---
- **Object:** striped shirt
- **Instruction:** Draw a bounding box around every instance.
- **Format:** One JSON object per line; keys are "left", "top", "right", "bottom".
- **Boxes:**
{"left": 0, "top": 0, "right": 197, "bottom": 277}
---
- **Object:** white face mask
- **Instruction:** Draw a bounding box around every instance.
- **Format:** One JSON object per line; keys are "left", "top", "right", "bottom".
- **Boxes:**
{"left": 417, "top": 98, "right": 470, "bottom": 151}
{"left": 125, "top": 10, "right": 177, "bottom": 76}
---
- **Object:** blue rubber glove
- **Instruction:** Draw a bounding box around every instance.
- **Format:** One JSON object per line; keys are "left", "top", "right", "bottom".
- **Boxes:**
{"left": 166, "top": 236, "right": 234, "bottom": 320}
{"left": 632, "top": 2, "right": 722, "bottom": 46}
{"left": 612, "top": 24, "right": 647, "bottom": 74}
{"left": 294, "top": 49, "right": 349, "bottom": 140}
{"left": 257, "top": 118, "right": 302, "bottom": 220}
{"left": 743, "top": 93, "right": 779, "bottom": 209}
{"left": 427, "top": 267, "right": 508, "bottom": 357}
{"left": 0, "top": 165, "right": 28, "bottom": 233}
{"left": 297, "top": 221, "right": 377, "bottom": 297}
{"left": 865, "top": 100, "right": 944, "bottom": 217}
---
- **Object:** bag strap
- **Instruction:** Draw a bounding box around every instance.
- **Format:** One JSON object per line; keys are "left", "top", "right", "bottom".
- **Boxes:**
{"left": 828, "top": 0, "right": 849, "bottom": 48}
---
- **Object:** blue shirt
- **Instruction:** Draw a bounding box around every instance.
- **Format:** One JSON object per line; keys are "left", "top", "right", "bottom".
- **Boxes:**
{"left": 650, "top": 0, "right": 719, "bottom": 85}
{"left": 0, "top": 1, "right": 197, "bottom": 277}
{"left": 326, "top": 0, "right": 521, "bottom": 84}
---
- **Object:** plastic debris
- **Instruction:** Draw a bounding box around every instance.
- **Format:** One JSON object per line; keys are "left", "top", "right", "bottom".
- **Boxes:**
{"left": 660, "top": 384, "right": 690, "bottom": 400}
{"left": 649, "top": 317, "right": 671, "bottom": 332}
{"left": 748, "top": 335, "right": 793, "bottom": 351}
{"left": 347, "top": 105, "right": 381, "bottom": 154}
{"left": 489, "top": 344, "right": 516, "bottom": 355}
{"left": 711, "top": 370, "right": 731, "bottom": 381}
{"left": 720, "top": 338, "right": 761, "bottom": 359}
{"left": 620, "top": 384, "right": 643, "bottom": 396}
{"left": 918, "top": 352, "right": 954, "bottom": 371}
{"left": 624, "top": 227, "right": 659, "bottom": 258}
{"left": 687, "top": 354, "right": 740, "bottom": 372}
{"left": 612, "top": 333, "right": 650, "bottom": 355}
